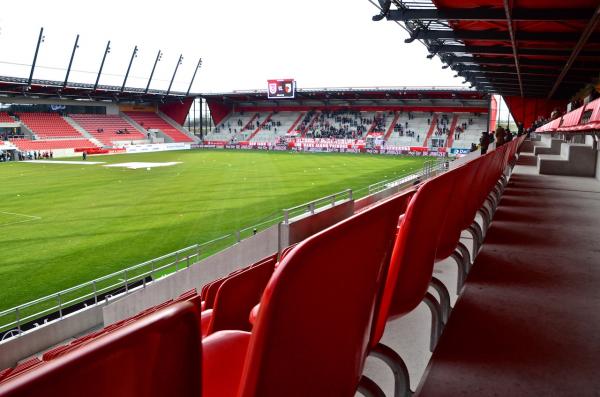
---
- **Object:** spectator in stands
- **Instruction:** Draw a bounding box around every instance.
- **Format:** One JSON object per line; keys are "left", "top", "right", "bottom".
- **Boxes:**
{"left": 495, "top": 126, "right": 505, "bottom": 146}
{"left": 480, "top": 131, "right": 491, "bottom": 154}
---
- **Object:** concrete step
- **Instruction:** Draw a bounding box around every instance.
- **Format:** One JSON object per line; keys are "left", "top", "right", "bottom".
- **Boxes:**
{"left": 538, "top": 142, "right": 597, "bottom": 177}
{"left": 533, "top": 138, "right": 564, "bottom": 155}
{"left": 156, "top": 111, "right": 200, "bottom": 143}
{"left": 63, "top": 116, "right": 103, "bottom": 147}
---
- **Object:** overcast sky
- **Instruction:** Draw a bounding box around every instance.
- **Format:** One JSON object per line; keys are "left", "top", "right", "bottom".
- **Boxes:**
{"left": 0, "top": 0, "right": 468, "bottom": 94}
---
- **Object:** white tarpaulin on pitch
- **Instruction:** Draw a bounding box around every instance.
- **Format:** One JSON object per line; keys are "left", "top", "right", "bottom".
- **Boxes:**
{"left": 103, "top": 162, "right": 181, "bottom": 169}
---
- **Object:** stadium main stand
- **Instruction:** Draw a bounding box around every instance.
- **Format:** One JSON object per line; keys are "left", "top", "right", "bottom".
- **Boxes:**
{"left": 70, "top": 114, "right": 146, "bottom": 147}
{"left": 203, "top": 105, "right": 489, "bottom": 151}
{"left": 123, "top": 112, "right": 194, "bottom": 143}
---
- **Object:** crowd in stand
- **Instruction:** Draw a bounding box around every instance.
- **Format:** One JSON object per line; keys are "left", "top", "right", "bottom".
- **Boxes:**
{"left": 94, "top": 127, "right": 132, "bottom": 135}
{"left": 301, "top": 110, "right": 371, "bottom": 139}
{"left": 392, "top": 113, "right": 420, "bottom": 141}
{"left": 433, "top": 114, "right": 450, "bottom": 137}
{"left": 479, "top": 126, "right": 520, "bottom": 154}
{"left": 454, "top": 118, "right": 475, "bottom": 140}
{"left": 213, "top": 113, "right": 264, "bottom": 137}
{"left": 371, "top": 114, "right": 387, "bottom": 133}
{"left": 206, "top": 110, "right": 492, "bottom": 148}
{"left": 260, "top": 118, "right": 282, "bottom": 133}
{"left": 0, "top": 150, "right": 53, "bottom": 162}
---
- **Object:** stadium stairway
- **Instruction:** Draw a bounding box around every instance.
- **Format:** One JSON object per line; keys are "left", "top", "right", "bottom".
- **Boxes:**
{"left": 288, "top": 111, "right": 305, "bottom": 134}
{"left": 63, "top": 116, "right": 104, "bottom": 148}
{"left": 123, "top": 112, "right": 193, "bottom": 143}
{"left": 246, "top": 113, "right": 273, "bottom": 141}
{"left": 384, "top": 112, "right": 401, "bottom": 141}
{"left": 302, "top": 111, "right": 321, "bottom": 138}
{"left": 367, "top": 112, "right": 382, "bottom": 135}
{"left": 242, "top": 113, "right": 259, "bottom": 133}
{"left": 445, "top": 114, "right": 459, "bottom": 148}
{"left": 120, "top": 113, "right": 149, "bottom": 135}
{"left": 156, "top": 110, "right": 199, "bottom": 143}
{"left": 421, "top": 114, "right": 438, "bottom": 147}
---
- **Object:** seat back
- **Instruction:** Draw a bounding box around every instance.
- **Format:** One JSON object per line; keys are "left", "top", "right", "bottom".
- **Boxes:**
{"left": 461, "top": 151, "right": 493, "bottom": 229}
{"left": 208, "top": 256, "right": 277, "bottom": 334}
{"left": 238, "top": 191, "right": 414, "bottom": 397}
{"left": 436, "top": 161, "right": 478, "bottom": 260}
{"left": 373, "top": 168, "right": 457, "bottom": 343}
{"left": 0, "top": 302, "right": 202, "bottom": 397}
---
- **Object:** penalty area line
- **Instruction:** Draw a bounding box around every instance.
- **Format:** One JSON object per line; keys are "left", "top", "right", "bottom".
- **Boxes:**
{"left": 0, "top": 211, "right": 43, "bottom": 226}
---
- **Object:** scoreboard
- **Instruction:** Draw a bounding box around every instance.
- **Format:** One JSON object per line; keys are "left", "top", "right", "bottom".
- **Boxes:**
{"left": 267, "top": 79, "right": 296, "bottom": 99}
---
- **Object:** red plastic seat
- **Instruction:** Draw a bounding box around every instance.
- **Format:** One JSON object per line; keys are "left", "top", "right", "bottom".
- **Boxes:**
{"left": 365, "top": 168, "right": 457, "bottom": 396}
{"left": 207, "top": 256, "right": 276, "bottom": 335}
{"left": 202, "top": 190, "right": 410, "bottom": 397}
{"left": 0, "top": 302, "right": 202, "bottom": 397}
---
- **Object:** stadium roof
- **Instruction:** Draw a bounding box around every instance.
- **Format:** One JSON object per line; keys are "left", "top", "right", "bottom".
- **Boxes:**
{"left": 371, "top": 0, "right": 600, "bottom": 100}
{"left": 0, "top": 75, "right": 198, "bottom": 103}
{"left": 202, "top": 86, "right": 489, "bottom": 108}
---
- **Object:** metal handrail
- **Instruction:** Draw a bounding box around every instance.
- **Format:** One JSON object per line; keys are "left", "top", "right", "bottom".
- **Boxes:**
{"left": 282, "top": 189, "right": 352, "bottom": 224}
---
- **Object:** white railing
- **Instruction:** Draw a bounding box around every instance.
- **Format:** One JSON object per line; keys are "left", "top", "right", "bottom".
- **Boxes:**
{"left": 282, "top": 189, "right": 353, "bottom": 224}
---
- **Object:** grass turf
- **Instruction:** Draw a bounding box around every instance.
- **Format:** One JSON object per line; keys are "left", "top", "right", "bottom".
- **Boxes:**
{"left": 0, "top": 149, "right": 428, "bottom": 312}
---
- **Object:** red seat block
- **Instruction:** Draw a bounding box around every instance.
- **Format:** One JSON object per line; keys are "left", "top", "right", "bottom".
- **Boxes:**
{"left": 0, "top": 302, "right": 202, "bottom": 397}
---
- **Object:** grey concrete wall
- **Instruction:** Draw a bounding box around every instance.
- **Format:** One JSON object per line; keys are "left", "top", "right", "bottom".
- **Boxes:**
{"left": 0, "top": 306, "right": 103, "bottom": 370}
{"left": 354, "top": 182, "right": 416, "bottom": 212}
{"left": 280, "top": 200, "right": 354, "bottom": 247}
{"left": 103, "top": 224, "right": 280, "bottom": 325}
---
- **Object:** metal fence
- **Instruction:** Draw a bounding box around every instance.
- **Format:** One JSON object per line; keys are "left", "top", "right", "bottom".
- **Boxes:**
{"left": 282, "top": 189, "right": 353, "bottom": 224}
{"left": 0, "top": 155, "right": 452, "bottom": 342}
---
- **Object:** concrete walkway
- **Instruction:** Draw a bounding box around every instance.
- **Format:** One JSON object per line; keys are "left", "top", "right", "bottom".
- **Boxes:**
{"left": 415, "top": 153, "right": 600, "bottom": 396}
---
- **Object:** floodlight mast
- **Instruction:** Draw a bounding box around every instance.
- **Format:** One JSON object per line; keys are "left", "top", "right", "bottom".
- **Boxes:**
{"left": 186, "top": 57, "right": 202, "bottom": 96}
{"left": 145, "top": 50, "right": 162, "bottom": 94}
{"left": 166, "top": 54, "right": 183, "bottom": 97}
{"left": 121, "top": 45, "right": 138, "bottom": 93}
{"left": 27, "top": 27, "right": 45, "bottom": 89}
{"left": 94, "top": 40, "right": 111, "bottom": 92}
{"left": 62, "top": 34, "right": 80, "bottom": 90}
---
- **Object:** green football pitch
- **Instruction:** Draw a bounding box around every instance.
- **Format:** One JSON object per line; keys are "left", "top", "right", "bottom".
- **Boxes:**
{"left": 0, "top": 150, "right": 428, "bottom": 311}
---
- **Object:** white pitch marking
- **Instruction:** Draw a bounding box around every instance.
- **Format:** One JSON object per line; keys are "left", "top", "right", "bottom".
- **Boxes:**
{"left": 0, "top": 211, "right": 42, "bottom": 226}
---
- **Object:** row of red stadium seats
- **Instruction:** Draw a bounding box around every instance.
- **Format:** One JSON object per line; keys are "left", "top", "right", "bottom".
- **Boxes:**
{"left": 535, "top": 97, "right": 600, "bottom": 133}
{"left": 0, "top": 137, "right": 524, "bottom": 396}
